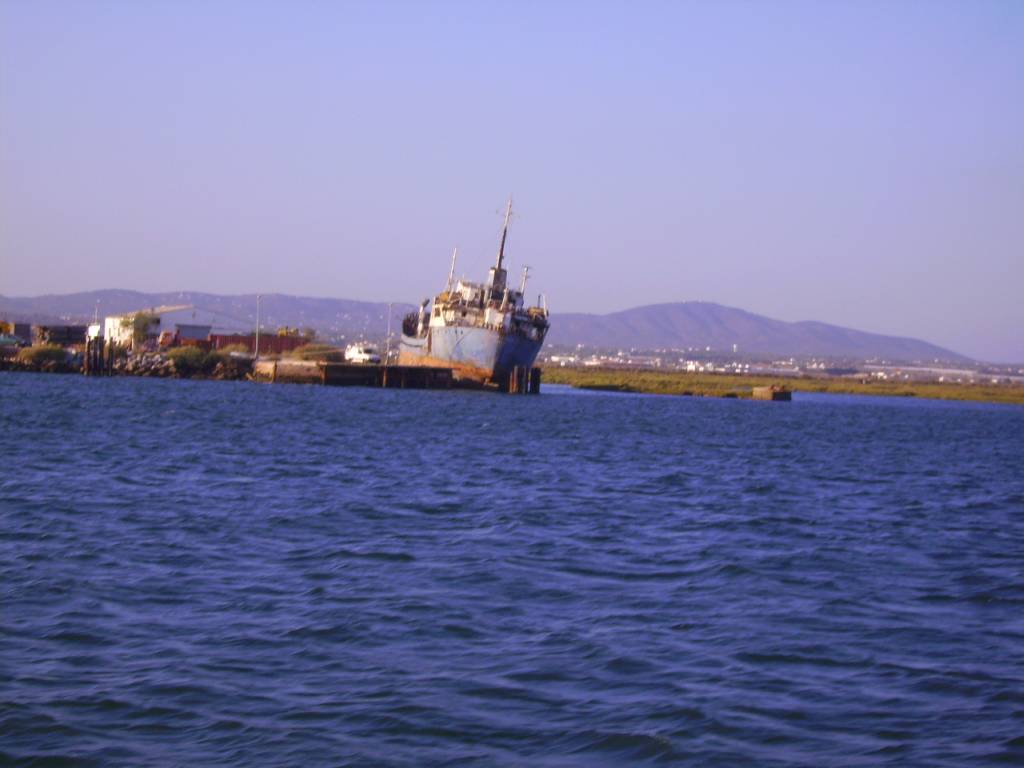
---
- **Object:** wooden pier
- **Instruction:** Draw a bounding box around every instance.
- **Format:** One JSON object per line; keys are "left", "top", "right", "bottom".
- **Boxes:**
{"left": 253, "top": 360, "right": 541, "bottom": 393}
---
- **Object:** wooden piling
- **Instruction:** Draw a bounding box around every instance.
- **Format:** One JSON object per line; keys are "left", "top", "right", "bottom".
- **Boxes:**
{"left": 528, "top": 367, "right": 541, "bottom": 394}
{"left": 83, "top": 338, "right": 110, "bottom": 376}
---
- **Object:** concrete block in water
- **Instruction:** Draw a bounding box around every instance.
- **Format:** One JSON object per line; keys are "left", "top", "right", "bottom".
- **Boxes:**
{"left": 752, "top": 386, "right": 792, "bottom": 401}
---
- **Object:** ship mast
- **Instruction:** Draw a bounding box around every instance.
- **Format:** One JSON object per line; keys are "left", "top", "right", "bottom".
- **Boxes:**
{"left": 446, "top": 247, "right": 458, "bottom": 293}
{"left": 495, "top": 196, "right": 513, "bottom": 271}
{"left": 488, "top": 196, "right": 513, "bottom": 294}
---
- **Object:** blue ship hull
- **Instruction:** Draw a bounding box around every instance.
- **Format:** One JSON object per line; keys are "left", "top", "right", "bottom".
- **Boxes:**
{"left": 399, "top": 326, "right": 543, "bottom": 385}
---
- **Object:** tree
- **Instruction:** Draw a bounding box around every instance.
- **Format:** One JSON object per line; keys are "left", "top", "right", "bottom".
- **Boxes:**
{"left": 121, "top": 312, "right": 158, "bottom": 347}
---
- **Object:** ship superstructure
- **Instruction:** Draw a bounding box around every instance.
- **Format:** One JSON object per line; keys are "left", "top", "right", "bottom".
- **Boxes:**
{"left": 398, "top": 199, "right": 550, "bottom": 387}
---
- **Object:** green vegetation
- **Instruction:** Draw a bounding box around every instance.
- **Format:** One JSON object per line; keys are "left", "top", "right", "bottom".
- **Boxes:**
{"left": 167, "top": 346, "right": 228, "bottom": 376}
{"left": 121, "top": 312, "right": 158, "bottom": 346}
{"left": 17, "top": 345, "right": 68, "bottom": 366}
{"left": 168, "top": 346, "right": 209, "bottom": 375}
{"left": 288, "top": 343, "right": 345, "bottom": 362}
{"left": 542, "top": 367, "right": 1024, "bottom": 406}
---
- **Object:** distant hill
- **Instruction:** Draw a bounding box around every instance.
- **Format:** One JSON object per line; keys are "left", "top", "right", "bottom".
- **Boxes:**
{"left": 0, "top": 290, "right": 413, "bottom": 341}
{"left": 0, "top": 291, "right": 967, "bottom": 362}
{"left": 549, "top": 302, "right": 967, "bottom": 361}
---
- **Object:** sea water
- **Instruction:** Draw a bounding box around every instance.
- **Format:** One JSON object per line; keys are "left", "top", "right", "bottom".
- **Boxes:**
{"left": 2, "top": 372, "right": 1022, "bottom": 766}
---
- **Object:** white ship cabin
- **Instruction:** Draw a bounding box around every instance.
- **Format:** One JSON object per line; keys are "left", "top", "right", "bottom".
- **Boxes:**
{"left": 431, "top": 278, "right": 530, "bottom": 329}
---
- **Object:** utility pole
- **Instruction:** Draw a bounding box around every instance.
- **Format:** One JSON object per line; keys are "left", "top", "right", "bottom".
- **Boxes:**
{"left": 255, "top": 294, "right": 261, "bottom": 359}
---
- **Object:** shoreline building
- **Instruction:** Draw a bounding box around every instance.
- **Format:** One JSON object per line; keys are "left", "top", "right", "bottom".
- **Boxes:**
{"left": 103, "top": 305, "right": 245, "bottom": 349}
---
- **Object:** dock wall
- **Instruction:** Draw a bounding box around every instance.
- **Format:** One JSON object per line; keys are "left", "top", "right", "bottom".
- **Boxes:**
{"left": 254, "top": 360, "right": 540, "bottom": 393}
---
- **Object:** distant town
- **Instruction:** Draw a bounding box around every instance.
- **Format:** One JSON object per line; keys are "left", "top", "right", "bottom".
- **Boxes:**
{"left": 538, "top": 345, "right": 1024, "bottom": 387}
{"left": 2, "top": 299, "right": 1022, "bottom": 395}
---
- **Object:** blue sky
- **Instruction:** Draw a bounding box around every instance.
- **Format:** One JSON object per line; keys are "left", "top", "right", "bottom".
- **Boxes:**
{"left": 1, "top": 1, "right": 1021, "bottom": 361}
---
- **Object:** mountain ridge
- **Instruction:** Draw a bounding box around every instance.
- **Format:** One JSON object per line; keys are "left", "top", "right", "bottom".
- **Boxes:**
{"left": 549, "top": 302, "right": 966, "bottom": 361}
{"left": 0, "top": 290, "right": 968, "bottom": 362}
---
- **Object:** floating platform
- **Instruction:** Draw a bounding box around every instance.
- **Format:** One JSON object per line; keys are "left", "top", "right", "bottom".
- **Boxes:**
{"left": 253, "top": 360, "right": 540, "bottom": 393}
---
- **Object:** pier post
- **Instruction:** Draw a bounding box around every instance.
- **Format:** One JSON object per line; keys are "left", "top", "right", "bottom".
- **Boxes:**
{"left": 84, "top": 338, "right": 108, "bottom": 376}
{"left": 509, "top": 365, "right": 528, "bottom": 395}
{"left": 529, "top": 367, "right": 541, "bottom": 394}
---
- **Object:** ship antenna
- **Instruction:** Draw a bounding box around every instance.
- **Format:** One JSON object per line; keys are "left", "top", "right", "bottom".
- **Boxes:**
{"left": 519, "top": 265, "right": 530, "bottom": 293}
{"left": 495, "top": 196, "right": 513, "bottom": 270}
{"left": 446, "top": 247, "right": 458, "bottom": 292}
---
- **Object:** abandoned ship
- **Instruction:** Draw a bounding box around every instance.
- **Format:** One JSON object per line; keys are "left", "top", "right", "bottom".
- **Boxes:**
{"left": 398, "top": 199, "right": 550, "bottom": 388}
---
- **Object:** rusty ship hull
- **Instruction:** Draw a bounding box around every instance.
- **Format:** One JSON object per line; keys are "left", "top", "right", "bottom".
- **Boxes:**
{"left": 398, "top": 325, "right": 544, "bottom": 386}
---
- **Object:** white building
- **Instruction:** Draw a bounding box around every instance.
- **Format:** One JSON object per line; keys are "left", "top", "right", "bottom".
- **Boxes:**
{"left": 103, "top": 305, "right": 225, "bottom": 348}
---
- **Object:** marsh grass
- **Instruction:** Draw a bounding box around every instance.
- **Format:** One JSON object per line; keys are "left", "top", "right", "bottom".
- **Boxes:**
{"left": 542, "top": 367, "right": 1024, "bottom": 406}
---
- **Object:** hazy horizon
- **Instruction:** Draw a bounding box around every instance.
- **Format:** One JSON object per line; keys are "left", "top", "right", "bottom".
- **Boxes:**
{"left": 2, "top": 1, "right": 1021, "bottom": 361}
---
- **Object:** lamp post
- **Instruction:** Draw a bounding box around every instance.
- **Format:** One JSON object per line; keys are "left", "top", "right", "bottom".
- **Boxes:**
{"left": 255, "top": 294, "right": 261, "bottom": 359}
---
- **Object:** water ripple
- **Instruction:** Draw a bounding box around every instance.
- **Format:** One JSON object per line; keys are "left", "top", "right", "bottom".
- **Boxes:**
{"left": 3, "top": 374, "right": 1024, "bottom": 766}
